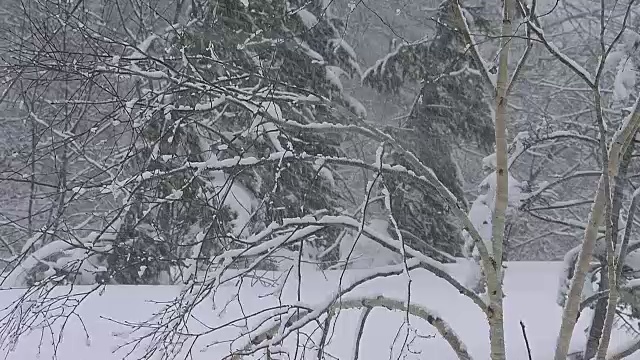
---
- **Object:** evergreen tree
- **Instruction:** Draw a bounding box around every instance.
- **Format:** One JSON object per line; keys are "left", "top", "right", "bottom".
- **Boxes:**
{"left": 104, "top": 0, "right": 366, "bottom": 283}
{"left": 362, "top": 1, "right": 493, "bottom": 260}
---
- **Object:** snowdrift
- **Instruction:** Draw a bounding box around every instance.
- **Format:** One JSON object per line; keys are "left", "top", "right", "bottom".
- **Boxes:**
{"left": 0, "top": 261, "right": 638, "bottom": 360}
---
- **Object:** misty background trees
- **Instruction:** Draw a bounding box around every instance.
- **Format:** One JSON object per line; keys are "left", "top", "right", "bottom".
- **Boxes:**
{"left": 1, "top": 0, "right": 640, "bottom": 359}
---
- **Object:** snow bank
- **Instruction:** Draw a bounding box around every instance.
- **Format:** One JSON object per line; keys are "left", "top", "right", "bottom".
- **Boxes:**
{"left": 0, "top": 262, "right": 637, "bottom": 360}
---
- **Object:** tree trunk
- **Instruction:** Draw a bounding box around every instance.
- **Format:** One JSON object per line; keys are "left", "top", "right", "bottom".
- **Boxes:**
{"left": 554, "top": 102, "right": 640, "bottom": 360}
{"left": 595, "top": 145, "right": 633, "bottom": 359}
{"left": 487, "top": 0, "right": 513, "bottom": 358}
{"left": 583, "top": 139, "right": 633, "bottom": 359}
{"left": 583, "top": 273, "right": 609, "bottom": 360}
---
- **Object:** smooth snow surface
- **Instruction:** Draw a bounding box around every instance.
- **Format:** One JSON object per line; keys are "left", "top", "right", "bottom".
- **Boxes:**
{"left": 1, "top": 262, "right": 638, "bottom": 359}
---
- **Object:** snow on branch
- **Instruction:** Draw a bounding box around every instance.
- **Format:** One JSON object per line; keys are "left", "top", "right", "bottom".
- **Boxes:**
{"left": 606, "top": 337, "right": 640, "bottom": 360}
{"left": 107, "top": 126, "right": 493, "bottom": 285}
{"left": 520, "top": 5, "right": 595, "bottom": 87}
{"left": 229, "top": 262, "right": 473, "bottom": 360}
{"left": 554, "top": 96, "right": 640, "bottom": 360}
{"left": 267, "top": 113, "right": 498, "bottom": 283}
{"left": 452, "top": 0, "right": 497, "bottom": 91}
{"left": 203, "top": 214, "right": 487, "bottom": 312}
{"left": 1, "top": 219, "right": 122, "bottom": 288}
{"left": 520, "top": 170, "right": 601, "bottom": 206}
{"left": 336, "top": 296, "right": 473, "bottom": 360}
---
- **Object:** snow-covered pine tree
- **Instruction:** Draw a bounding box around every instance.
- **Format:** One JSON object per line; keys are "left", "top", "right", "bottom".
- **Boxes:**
{"left": 362, "top": 1, "right": 494, "bottom": 260}
{"left": 104, "top": 0, "right": 366, "bottom": 283}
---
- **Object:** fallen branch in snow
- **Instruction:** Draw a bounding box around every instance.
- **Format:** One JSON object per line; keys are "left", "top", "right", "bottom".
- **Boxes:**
{"left": 338, "top": 296, "right": 473, "bottom": 360}
{"left": 122, "top": 255, "right": 482, "bottom": 360}
{"left": 230, "top": 294, "right": 473, "bottom": 360}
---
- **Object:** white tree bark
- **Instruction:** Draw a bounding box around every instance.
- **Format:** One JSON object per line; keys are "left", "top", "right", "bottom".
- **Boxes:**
{"left": 593, "top": 3, "right": 637, "bottom": 356}
{"left": 595, "top": 97, "right": 618, "bottom": 360}
{"left": 554, "top": 100, "right": 640, "bottom": 360}
{"left": 486, "top": 0, "right": 514, "bottom": 358}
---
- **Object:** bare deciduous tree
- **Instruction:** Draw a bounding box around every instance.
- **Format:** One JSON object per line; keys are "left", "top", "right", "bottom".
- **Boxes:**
{"left": 2, "top": 0, "right": 640, "bottom": 359}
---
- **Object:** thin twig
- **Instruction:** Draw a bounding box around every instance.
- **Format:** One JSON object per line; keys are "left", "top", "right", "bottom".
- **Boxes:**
{"left": 520, "top": 320, "right": 533, "bottom": 360}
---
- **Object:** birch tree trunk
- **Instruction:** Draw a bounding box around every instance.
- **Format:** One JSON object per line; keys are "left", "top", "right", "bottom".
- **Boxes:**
{"left": 554, "top": 101, "right": 640, "bottom": 360}
{"left": 594, "top": 146, "right": 633, "bottom": 359}
{"left": 583, "top": 147, "right": 630, "bottom": 359}
{"left": 487, "top": 0, "right": 514, "bottom": 358}
{"left": 584, "top": 275, "right": 609, "bottom": 360}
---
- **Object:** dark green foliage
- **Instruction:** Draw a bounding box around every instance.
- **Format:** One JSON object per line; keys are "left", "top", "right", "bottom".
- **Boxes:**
{"left": 109, "top": 0, "right": 363, "bottom": 283}
{"left": 181, "top": 0, "right": 360, "bottom": 251}
{"left": 364, "top": 1, "right": 493, "bottom": 259}
{"left": 109, "top": 122, "right": 236, "bottom": 283}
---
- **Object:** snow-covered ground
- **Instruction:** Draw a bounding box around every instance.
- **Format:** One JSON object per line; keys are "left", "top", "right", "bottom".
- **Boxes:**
{"left": 0, "top": 261, "right": 638, "bottom": 360}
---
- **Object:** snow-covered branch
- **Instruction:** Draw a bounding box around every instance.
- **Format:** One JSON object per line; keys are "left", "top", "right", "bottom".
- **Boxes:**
{"left": 555, "top": 96, "right": 640, "bottom": 360}
{"left": 516, "top": 0, "right": 596, "bottom": 88}
{"left": 452, "top": 0, "right": 497, "bottom": 91}
{"left": 337, "top": 296, "right": 473, "bottom": 360}
{"left": 231, "top": 290, "right": 473, "bottom": 360}
{"left": 205, "top": 215, "right": 487, "bottom": 311}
